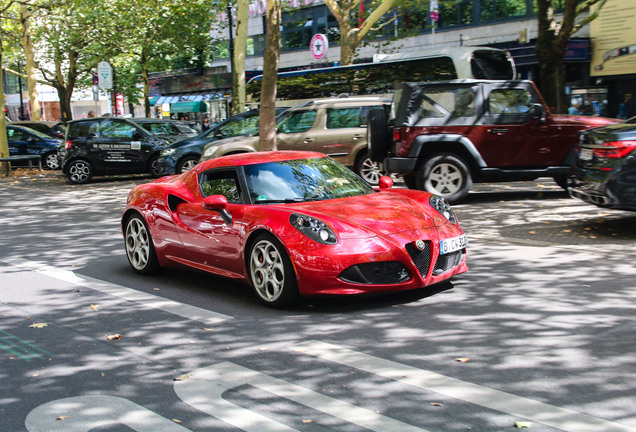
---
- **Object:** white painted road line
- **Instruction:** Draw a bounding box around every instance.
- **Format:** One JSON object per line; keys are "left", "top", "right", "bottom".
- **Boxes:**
{"left": 175, "top": 362, "right": 429, "bottom": 432}
{"left": 293, "top": 340, "right": 636, "bottom": 432}
{"left": 2, "top": 257, "right": 231, "bottom": 325}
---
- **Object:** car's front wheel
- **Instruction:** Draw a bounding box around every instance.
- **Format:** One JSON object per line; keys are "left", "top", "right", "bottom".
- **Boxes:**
{"left": 67, "top": 159, "right": 93, "bottom": 184}
{"left": 177, "top": 156, "right": 199, "bottom": 173}
{"left": 124, "top": 214, "right": 160, "bottom": 275}
{"left": 248, "top": 233, "right": 298, "bottom": 308}
{"left": 149, "top": 156, "right": 162, "bottom": 177}
{"left": 416, "top": 153, "right": 472, "bottom": 204}
{"left": 356, "top": 152, "right": 386, "bottom": 185}
{"left": 43, "top": 152, "right": 60, "bottom": 170}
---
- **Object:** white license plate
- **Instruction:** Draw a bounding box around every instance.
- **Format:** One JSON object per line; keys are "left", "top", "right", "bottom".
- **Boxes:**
{"left": 440, "top": 234, "right": 468, "bottom": 255}
{"left": 579, "top": 148, "right": 594, "bottom": 161}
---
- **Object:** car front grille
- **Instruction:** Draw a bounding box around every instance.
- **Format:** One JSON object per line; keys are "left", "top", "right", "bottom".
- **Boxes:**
{"left": 405, "top": 241, "right": 431, "bottom": 277}
{"left": 433, "top": 250, "right": 465, "bottom": 275}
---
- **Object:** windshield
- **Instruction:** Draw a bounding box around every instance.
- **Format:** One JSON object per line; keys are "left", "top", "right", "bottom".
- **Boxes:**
{"left": 244, "top": 157, "right": 374, "bottom": 203}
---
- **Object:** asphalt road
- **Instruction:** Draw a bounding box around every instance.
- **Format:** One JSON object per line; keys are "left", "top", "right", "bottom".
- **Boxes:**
{"left": 0, "top": 170, "right": 634, "bottom": 432}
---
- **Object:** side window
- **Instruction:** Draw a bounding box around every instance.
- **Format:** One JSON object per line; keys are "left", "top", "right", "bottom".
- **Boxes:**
{"left": 216, "top": 115, "right": 259, "bottom": 137}
{"left": 326, "top": 108, "right": 361, "bottom": 129}
{"left": 277, "top": 110, "right": 317, "bottom": 133}
{"left": 200, "top": 171, "right": 241, "bottom": 203}
{"left": 100, "top": 120, "right": 139, "bottom": 139}
{"left": 488, "top": 88, "right": 537, "bottom": 124}
{"left": 7, "top": 129, "right": 27, "bottom": 141}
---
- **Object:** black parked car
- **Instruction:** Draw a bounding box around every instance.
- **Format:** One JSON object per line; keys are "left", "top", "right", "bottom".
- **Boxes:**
{"left": 131, "top": 118, "right": 200, "bottom": 143}
{"left": 61, "top": 117, "right": 170, "bottom": 184}
{"left": 568, "top": 116, "right": 636, "bottom": 210}
{"left": 7, "top": 125, "right": 62, "bottom": 169}
{"left": 10, "top": 120, "right": 66, "bottom": 139}
{"left": 155, "top": 108, "right": 287, "bottom": 175}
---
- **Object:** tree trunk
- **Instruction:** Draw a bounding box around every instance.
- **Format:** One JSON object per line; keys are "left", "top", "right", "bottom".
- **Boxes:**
{"left": 20, "top": 5, "right": 41, "bottom": 121}
{"left": 258, "top": 0, "right": 281, "bottom": 151}
{"left": 232, "top": 0, "right": 249, "bottom": 115}
{"left": 57, "top": 86, "right": 73, "bottom": 124}
{"left": 141, "top": 50, "right": 151, "bottom": 118}
{"left": 0, "top": 32, "right": 9, "bottom": 171}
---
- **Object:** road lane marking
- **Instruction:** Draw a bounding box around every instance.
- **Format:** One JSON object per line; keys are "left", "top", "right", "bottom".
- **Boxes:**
{"left": 0, "top": 329, "right": 53, "bottom": 361}
{"left": 175, "top": 362, "right": 429, "bottom": 432}
{"left": 1, "top": 257, "right": 231, "bottom": 325}
{"left": 25, "top": 395, "right": 192, "bottom": 432}
{"left": 293, "top": 340, "right": 636, "bottom": 432}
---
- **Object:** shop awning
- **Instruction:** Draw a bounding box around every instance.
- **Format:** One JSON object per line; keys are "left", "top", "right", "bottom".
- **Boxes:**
{"left": 170, "top": 101, "right": 207, "bottom": 113}
{"left": 148, "top": 96, "right": 160, "bottom": 106}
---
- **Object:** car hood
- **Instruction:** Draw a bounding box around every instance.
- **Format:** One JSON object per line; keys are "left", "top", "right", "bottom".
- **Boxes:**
{"left": 282, "top": 191, "right": 451, "bottom": 239}
{"left": 552, "top": 114, "right": 619, "bottom": 128}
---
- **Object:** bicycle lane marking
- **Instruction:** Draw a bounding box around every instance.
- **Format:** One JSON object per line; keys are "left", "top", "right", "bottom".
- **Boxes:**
{"left": 293, "top": 340, "right": 636, "bottom": 432}
{"left": 174, "top": 362, "right": 430, "bottom": 432}
{"left": 1, "top": 257, "right": 231, "bottom": 325}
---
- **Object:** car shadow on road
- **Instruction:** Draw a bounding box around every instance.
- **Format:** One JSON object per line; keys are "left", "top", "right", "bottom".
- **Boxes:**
{"left": 461, "top": 189, "right": 570, "bottom": 205}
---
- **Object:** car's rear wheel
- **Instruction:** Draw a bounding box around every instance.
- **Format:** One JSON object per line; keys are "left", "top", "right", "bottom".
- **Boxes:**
{"left": 356, "top": 152, "right": 386, "bottom": 185}
{"left": 67, "top": 159, "right": 93, "bottom": 184}
{"left": 177, "top": 156, "right": 199, "bottom": 173}
{"left": 416, "top": 153, "right": 472, "bottom": 204}
{"left": 248, "top": 233, "right": 298, "bottom": 308}
{"left": 124, "top": 214, "right": 160, "bottom": 275}
{"left": 43, "top": 152, "right": 59, "bottom": 170}
{"left": 149, "top": 156, "right": 162, "bottom": 177}
{"left": 367, "top": 108, "right": 389, "bottom": 163}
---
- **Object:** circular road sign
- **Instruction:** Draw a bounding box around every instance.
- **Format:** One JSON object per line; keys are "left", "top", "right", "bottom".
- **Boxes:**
{"left": 310, "top": 34, "right": 329, "bottom": 60}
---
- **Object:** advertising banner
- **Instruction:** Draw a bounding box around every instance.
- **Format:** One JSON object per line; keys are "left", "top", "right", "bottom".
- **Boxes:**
{"left": 590, "top": 0, "right": 636, "bottom": 76}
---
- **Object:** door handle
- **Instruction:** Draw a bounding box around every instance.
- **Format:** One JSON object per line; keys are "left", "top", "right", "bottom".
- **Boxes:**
{"left": 304, "top": 138, "right": 314, "bottom": 143}
{"left": 352, "top": 134, "right": 363, "bottom": 141}
{"left": 489, "top": 128, "right": 508, "bottom": 134}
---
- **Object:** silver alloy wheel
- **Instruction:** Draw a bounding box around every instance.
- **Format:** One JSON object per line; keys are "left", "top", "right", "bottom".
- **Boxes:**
{"left": 358, "top": 157, "right": 385, "bottom": 185}
{"left": 180, "top": 158, "right": 198, "bottom": 173}
{"left": 425, "top": 161, "right": 464, "bottom": 196}
{"left": 68, "top": 161, "right": 91, "bottom": 183}
{"left": 125, "top": 217, "right": 151, "bottom": 271}
{"left": 44, "top": 153, "right": 59, "bottom": 170}
{"left": 250, "top": 239, "right": 285, "bottom": 303}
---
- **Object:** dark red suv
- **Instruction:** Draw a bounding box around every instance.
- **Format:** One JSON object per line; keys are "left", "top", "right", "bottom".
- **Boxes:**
{"left": 368, "top": 80, "right": 617, "bottom": 202}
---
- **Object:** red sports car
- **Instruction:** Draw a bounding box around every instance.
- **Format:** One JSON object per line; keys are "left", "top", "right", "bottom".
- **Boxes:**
{"left": 122, "top": 151, "right": 468, "bottom": 307}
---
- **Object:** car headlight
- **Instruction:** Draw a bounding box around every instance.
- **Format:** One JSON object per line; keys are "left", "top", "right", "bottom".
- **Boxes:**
{"left": 161, "top": 148, "right": 177, "bottom": 156}
{"left": 289, "top": 214, "right": 337, "bottom": 245}
{"left": 429, "top": 195, "right": 457, "bottom": 224}
{"left": 202, "top": 145, "right": 218, "bottom": 158}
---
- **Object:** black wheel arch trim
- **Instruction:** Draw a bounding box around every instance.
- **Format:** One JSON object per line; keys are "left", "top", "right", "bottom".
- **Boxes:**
{"left": 407, "top": 134, "right": 487, "bottom": 169}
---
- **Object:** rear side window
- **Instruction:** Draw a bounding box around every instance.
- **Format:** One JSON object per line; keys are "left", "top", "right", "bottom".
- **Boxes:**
{"left": 7, "top": 128, "right": 29, "bottom": 140}
{"left": 100, "top": 120, "right": 139, "bottom": 139}
{"left": 67, "top": 120, "right": 99, "bottom": 139}
{"left": 216, "top": 115, "right": 260, "bottom": 137}
{"left": 326, "top": 108, "right": 362, "bottom": 129}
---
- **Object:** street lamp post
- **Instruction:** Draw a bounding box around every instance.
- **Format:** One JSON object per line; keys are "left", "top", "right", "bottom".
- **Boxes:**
{"left": 17, "top": 62, "right": 25, "bottom": 120}
{"left": 227, "top": 0, "right": 234, "bottom": 114}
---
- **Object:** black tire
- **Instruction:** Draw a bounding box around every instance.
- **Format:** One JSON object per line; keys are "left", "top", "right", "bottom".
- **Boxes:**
{"left": 149, "top": 156, "right": 162, "bottom": 177}
{"left": 355, "top": 151, "right": 386, "bottom": 185}
{"left": 124, "top": 214, "right": 160, "bottom": 275}
{"left": 367, "top": 108, "right": 389, "bottom": 163}
{"left": 553, "top": 175, "right": 568, "bottom": 190}
{"left": 416, "top": 153, "right": 472, "bottom": 204}
{"left": 67, "top": 159, "right": 93, "bottom": 184}
{"left": 177, "top": 155, "right": 200, "bottom": 174}
{"left": 247, "top": 233, "right": 299, "bottom": 308}
{"left": 403, "top": 175, "right": 417, "bottom": 190}
{"left": 43, "top": 152, "right": 60, "bottom": 170}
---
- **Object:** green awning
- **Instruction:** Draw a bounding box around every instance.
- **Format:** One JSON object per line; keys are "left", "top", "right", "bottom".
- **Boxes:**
{"left": 170, "top": 101, "right": 207, "bottom": 113}
{"left": 148, "top": 96, "right": 160, "bottom": 106}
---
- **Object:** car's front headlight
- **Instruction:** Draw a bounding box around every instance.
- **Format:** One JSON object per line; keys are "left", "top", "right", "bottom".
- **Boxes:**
{"left": 429, "top": 195, "right": 457, "bottom": 224}
{"left": 161, "top": 148, "right": 177, "bottom": 156}
{"left": 289, "top": 214, "right": 337, "bottom": 245}
{"left": 202, "top": 145, "right": 218, "bottom": 159}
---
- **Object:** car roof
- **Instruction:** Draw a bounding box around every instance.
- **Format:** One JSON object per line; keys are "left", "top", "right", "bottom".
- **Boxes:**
{"left": 293, "top": 96, "right": 391, "bottom": 110}
{"left": 195, "top": 151, "right": 326, "bottom": 171}
{"left": 11, "top": 120, "right": 60, "bottom": 126}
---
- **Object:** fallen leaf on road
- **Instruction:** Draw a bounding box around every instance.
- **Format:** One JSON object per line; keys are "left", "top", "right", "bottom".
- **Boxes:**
{"left": 528, "top": 231, "right": 536, "bottom": 235}
{"left": 302, "top": 419, "right": 313, "bottom": 424}
{"left": 174, "top": 374, "right": 191, "bottom": 381}
{"left": 56, "top": 416, "right": 71, "bottom": 421}
{"left": 430, "top": 402, "right": 443, "bottom": 406}
{"left": 515, "top": 421, "right": 532, "bottom": 429}
{"left": 29, "top": 323, "right": 48, "bottom": 328}
{"left": 90, "top": 304, "right": 99, "bottom": 311}
{"left": 456, "top": 357, "right": 470, "bottom": 363}
{"left": 106, "top": 334, "right": 122, "bottom": 340}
